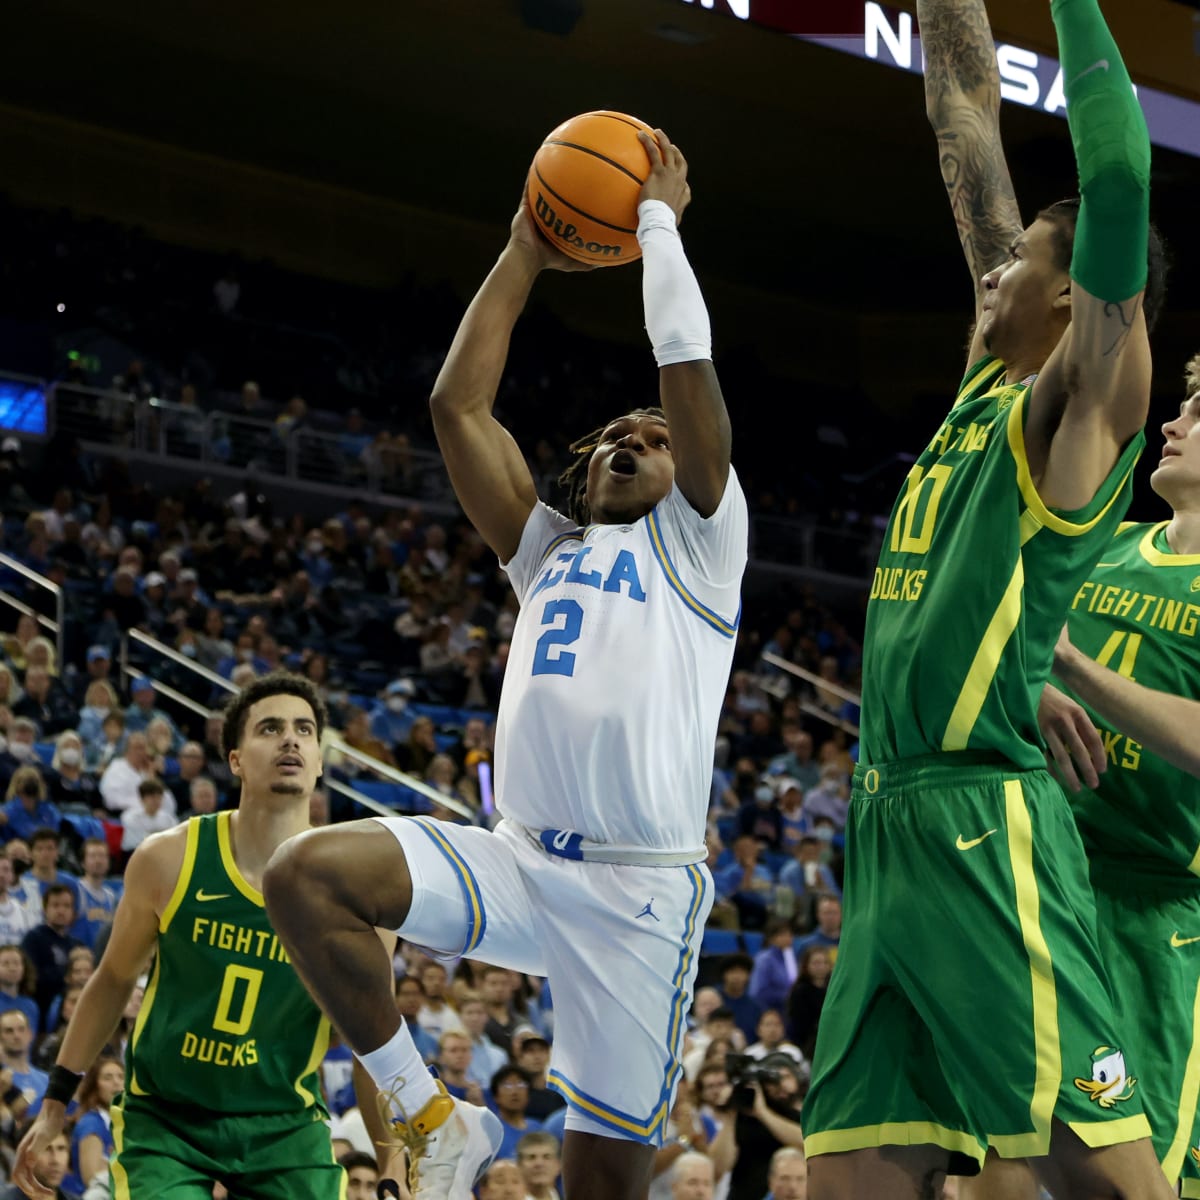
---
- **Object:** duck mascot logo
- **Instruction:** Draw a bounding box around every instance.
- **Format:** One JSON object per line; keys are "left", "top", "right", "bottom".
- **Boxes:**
{"left": 1073, "top": 1046, "right": 1137, "bottom": 1109}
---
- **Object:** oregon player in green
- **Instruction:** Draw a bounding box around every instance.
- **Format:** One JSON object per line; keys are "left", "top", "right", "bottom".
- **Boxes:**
{"left": 801, "top": 0, "right": 1173, "bottom": 1195}
{"left": 1001, "top": 354, "right": 1200, "bottom": 1200}
{"left": 12, "top": 674, "right": 346, "bottom": 1200}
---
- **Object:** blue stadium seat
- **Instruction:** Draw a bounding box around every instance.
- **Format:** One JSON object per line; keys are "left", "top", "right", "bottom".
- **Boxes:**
{"left": 33, "top": 742, "right": 55, "bottom": 767}
{"left": 701, "top": 929, "right": 742, "bottom": 957}
{"left": 742, "top": 932, "right": 764, "bottom": 955}
{"left": 715, "top": 815, "right": 738, "bottom": 845}
{"left": 762, "top": 851, "right": 790, "bottom": 878}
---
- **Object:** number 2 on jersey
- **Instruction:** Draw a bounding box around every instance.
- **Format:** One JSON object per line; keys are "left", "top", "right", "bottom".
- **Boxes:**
{"left": 532, "top": 599, "right": 583, "bottom": 677}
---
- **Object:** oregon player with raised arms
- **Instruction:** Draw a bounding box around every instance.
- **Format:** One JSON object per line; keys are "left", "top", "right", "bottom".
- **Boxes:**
{"left": 12, "top": 674, "right": 346, "bottom": 1200}
{"left": 802, "top": 0, "right": 1172, "bottom": 1196}
{"left": 975, "top": 354, "right": 1200, "bottom": 1199}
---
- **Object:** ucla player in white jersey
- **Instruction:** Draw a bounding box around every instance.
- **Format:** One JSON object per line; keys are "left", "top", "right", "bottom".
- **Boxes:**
{"left": 264, "top": 128, "right": 748, "bottom": 1200}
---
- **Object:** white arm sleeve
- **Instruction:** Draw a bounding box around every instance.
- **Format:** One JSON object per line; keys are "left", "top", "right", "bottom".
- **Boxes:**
{"left": 637, "top": 199, "right": 712, "bottom": 367}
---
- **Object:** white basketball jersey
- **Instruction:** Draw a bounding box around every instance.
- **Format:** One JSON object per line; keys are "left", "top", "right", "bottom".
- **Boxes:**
{"left": 495, "top": 469, "right": 748, "bottom": 851}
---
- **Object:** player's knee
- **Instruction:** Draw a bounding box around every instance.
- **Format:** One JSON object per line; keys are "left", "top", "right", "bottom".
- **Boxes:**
{"left": 263, "top": 828, "right": 341, "bottom": 910}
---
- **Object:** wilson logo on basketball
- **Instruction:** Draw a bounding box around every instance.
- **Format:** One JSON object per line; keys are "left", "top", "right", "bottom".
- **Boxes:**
{"left": 534, "top": 193, "right": 623, "bottom": 259}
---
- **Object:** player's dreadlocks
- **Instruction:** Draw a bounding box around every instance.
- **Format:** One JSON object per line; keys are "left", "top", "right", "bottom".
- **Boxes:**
{"left": 556, "top": 407, "right": 667, "bottom": 526}
{"left": 1185, "top": 352, "right": 1200, "bottom": 402}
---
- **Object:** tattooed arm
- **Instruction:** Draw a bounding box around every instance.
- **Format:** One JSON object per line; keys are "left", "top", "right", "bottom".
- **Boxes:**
{"left": 917, "top": 0, "right": 1023, "bottom": 370}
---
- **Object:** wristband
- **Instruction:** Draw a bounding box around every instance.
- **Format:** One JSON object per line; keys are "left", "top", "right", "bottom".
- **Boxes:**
{"left": 45, "top": 1064, "right": 83, "bottom": 1105}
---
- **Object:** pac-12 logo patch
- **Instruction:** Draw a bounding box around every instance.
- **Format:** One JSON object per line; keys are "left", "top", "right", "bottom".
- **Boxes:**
{"left": 1073, "top": 1046, "right": 1137, "bottom": 1108}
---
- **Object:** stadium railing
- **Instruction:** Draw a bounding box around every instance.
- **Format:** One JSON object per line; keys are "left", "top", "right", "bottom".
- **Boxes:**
{"left": 0, "top": 552, "right": 65, "bottom": 665}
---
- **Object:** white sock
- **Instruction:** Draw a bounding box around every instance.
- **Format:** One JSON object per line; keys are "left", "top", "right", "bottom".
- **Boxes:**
{"left": 359, "top": 1022, "right": 438, "bottom": 1117}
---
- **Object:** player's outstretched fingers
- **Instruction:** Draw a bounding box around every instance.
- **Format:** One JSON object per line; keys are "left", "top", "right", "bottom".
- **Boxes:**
{"left": 638, "top": 129, "right": 665, "bottom": 168}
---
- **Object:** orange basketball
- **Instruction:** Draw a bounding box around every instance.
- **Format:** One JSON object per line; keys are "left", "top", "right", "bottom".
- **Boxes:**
{"left": 527, "top": 110, "right": 655, "bottom": 267}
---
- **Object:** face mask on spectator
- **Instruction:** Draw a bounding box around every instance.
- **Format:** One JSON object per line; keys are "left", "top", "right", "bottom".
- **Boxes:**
{"left": 754, "top": 785, "right": 775, "bottom": 805}
{"left": 59, "top": 748, "right": 81, "bottom": 767}
{"left": 387, "top": 697, "right": 408, "bottom": 714}
{"left": 306, "top": 539, "right": 323, "bottom": 556}
{"left": 239, "top": 648, "right": 254, "bottom": 662}
{"left": 10, "top": 743, "right": 32, "bottom": 762}
{"left": 181, "top": 644, "right": 197, "bottom": 659}
{"left": 814, "top": 825, "right": 834, "bottom": 842}
{"left": 20, "top": 783, "right": 39, "bottom": 799}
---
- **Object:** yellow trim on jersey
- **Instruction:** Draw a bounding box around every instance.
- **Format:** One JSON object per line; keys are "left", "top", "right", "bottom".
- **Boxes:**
{"left": 217, "top": 811, "right": 265, "bottom": 908}
{"left": 954, "top": 356, "right": 1006, "bottom": 409}
{"left": 110, "top": 1100, "right": 131, "bottom": 1200}
{"left": 536, "top": 529, "right": 585, "bottom": 569}
{"left": 1067, "top": 1113, "right": 1153, "bottom": 1147}
{"left": 1183, "top": 1181, "right": 1200, "bottom": 1199}
{"left": 1163, "top": 980, "right": 1200, "bottom": 1184}
{"left": 941, "top": 512, "right": 1040, "bottom": 751}
{"left": 1007, "top": 392, "right": 1136, "bottom": 538}
{"left": 1139, "top": 521, "right": 1200, "bottom": 567}
{"left": 126, "top": 951, "right": 163, "bottom": 1096}
{"left": 804, "top": 1121, "right": 984, "bottom": 1165}
{"left": 645, "top": 510, "right": 738, "bottom": 638}
{"left": 159, "top": 817, "right": 201, "bottom": 934}
{"left": 293, "top": 1015, "right": 333, "bottom": 1108}
{"left": 1188, "top": 843, "right": 1200, "bottom": 878}
{"left": 987, "top": 780, "right": 1059, "bottom": 1160}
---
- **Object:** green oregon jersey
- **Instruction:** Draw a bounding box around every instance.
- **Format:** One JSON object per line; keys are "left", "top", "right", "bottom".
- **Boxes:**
{"left": 861, "top": 356, "right": 1144, "bottom": 768}
{"left": 1065, "top": 521, "right": 1200, "bottom": 877}
{"left": 126, "top": 812, "right": 330, "bottom": 1115}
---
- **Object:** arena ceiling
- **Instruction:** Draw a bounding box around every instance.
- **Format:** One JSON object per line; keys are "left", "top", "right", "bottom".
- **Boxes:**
{"left": 4, "top": 0, "right": 1199, "bottom": 356}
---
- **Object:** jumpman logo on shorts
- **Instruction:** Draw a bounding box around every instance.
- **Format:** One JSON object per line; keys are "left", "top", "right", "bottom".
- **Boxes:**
{"left": 635, "top": 899, "right": 660, "bottom": 921}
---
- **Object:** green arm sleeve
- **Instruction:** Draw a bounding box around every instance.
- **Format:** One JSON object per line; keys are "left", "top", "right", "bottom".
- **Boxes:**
{"left": 1050, "top": 0, "right": 1150, "bottom": 303}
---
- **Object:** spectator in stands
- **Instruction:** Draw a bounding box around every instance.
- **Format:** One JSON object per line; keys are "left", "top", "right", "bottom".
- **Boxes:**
{"left": 477, "top": 1159, "right": 525, "bottom": 1200}
{"left": 22, "top": 637, "right": 58, "bottom": 680}
{"left": 0, "top": 664, "right": 23, "bottom": 714}
{"left": 1, "top": 616, "right": 39, "bottom": 674}
{"left": 735, "top": 710, "right": 784, "bottom": 764}
{"left": 459, "top": 992, "right": 508, "bottom": 1090}
{"left": 710, "top": 1056, "right": 804, "bottom": 1200}
{"left": 200, "top": 714, "right": 235, "bottom": 795}
{"left": 34, "top": 982, "right": 81, "bottom": 1072}
{"left": 177, "top": 776, "right": 218, "bottom": 823}
{"left": 71, "top": 840, "right": 121, "bottom": 950}
{"left": 786, "top": 946, "right": 832, "bottom": 1059}
{"left": 95, "top": 710, "right": 126, "bottom": 773}
{"left": 713, "top": 836, "right": 774, "bottom": 932}
{"left": 12, "top": 668, "right": 76, "bottom": 739}
{"left": 768, "top": 729, "right": 819, "bottom": 793}
{"left": 123, "top": 677, "right": 180, "bottom": 746}
{"left": 801, "top": 763, "right": 850, "bottom": 832}
{"left": 103, "top": 567, "right": 146, "bottom": 631}
{"left": 682, "top": 1007, "right": 742, "bottom": 1083}
{"left": 3, "top": 769, "right": 61, "bottom": 846}
{"left": 195, "top": 608, "right": 233, "bottom": 670}
{"left": 515, "top": 1031, "right": 564, "bottom": 1120}
{"left": 98, "top": 732, "right": 159, "bottom": 817}
{"left": 435, "top": 1031, "right": 485, "bottom": 1106}
{"left": 490, "top": 1065, "right": 541, "bottom": 1162}
{"left": 736, "top": 777, "right": 783, "bottom": 851}
{"left": 667, "top": 1152, "right": 714, "bottom": 1200}
{"left": 121, "top": 778, "right": 176, "bottom": 852}
{"left": 396, "top": 715, "right": 437, "bottom": 778}
{"left": 778, "top": 836, "right": 841, "bottom": 918}
{"left": 22, "top": 884, "right": 81, "bottom": 1023}
{"left": 795, "top": 894, "right": 841, "bottom": 960}
{"left": 480, "top": 964, "right": 520, "bottom": 1056}
{"left": 15, "top": 829, "right": 75, "bottom": 911}
{"left": 749, "top": 920, "right": 799, "bottom": 1013}
{"left": 1, "top": 1129, "right": 70, "bottom": 1199}
{"left": 163, "top": 741, "right": 207, "bottom": 813}
{"left": 745, "top": 1008, "right": 806, "bottom": 1072}
{"left": 773, "top": 778, "right": 809, "bottom": 855}
{"left": 338, "top": 1151, "right": 379, "bottom": 1200}
{"left": 77, "top": 681, "right": 119, "bottom": 768}
{"left": 694, "top": 1062, "right": 732, "bottom": 1143}
{"left": 764, "top": 1147, "right": 808, "bottom": 1200}
{"left": 341, "top": 706, "right": 396, "bottom": 770}
{"left": 416, "top": 961, "right": 464, "bottom": 1040}
{"left": 64, "top": 1055, "right": 123, "bottom": 1198}
{"left": 0, "top": 1008, "right": 44, "bottom": 1122}
{"left": 0, "top": 944, "right": 39, "bottom": 1034}
{"left": 0, "top": 856, "right": 35, "bottom": 946}
{"left": 394, "top": 974, "right": 438, "bottom": 1063}
{"left": 48, "top": 731, "right": 98, "bottom": 810}
{"left": 717, "top": 954, "right": 764, "bottom": 1045}
{"left": 517, "top": 1131, "right": 562, "bottom": 1200}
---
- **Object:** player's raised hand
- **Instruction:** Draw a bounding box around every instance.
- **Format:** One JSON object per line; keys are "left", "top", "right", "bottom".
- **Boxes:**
{"left": 1039, "top": 681, "right": 1106, "bottom": 793}
{"left": 510, "top": 175, "right": 595, "bottom": 274}
{"left": 12, "top": 1109, "right": 64, "bottom": 1199}
{"left": 638, "top": 129, "right": 691, "bottom": 226}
